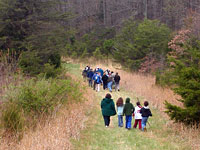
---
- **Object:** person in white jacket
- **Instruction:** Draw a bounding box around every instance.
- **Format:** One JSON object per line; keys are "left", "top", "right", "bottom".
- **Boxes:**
{"left": 133, "top": 101, "right": 142, "bottom": 130}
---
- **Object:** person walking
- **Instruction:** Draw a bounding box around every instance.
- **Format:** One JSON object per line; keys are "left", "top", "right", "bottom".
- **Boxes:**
{"left": 133, "top": 101, "right": 142, "bottom": 130}
{"left": 123, "top": 98, "right": 134, "bottom": 130}
{"left": 107, "top": 73, "right": 113, "bottom": 92}
{"left": 116, "top": 97, "right": 124, "bottom": 127}
{"left": 140, "top": 101, "right": 152, "bottom": 131}
{"left": 101, "top": 93, "right": 116, "bottom": 127}
{"left": 102, "top": 73, "right": 108, "bottom": 90}
{"left": 92, "top": 72, "right": 98, "bottom": 90}
{"left": 114, "top": 72, "right": 121, "bottom": 91}
{"left": 87, "top": 68, "right": 94, "bottom": 87}
{"left": 95, "top": 72, "right": 102, "bottom": 92}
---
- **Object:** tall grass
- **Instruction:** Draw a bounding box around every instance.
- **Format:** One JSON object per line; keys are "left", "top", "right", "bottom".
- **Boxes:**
{"left": 0, "top": 49, "right": 20, "bottom": 101}
{"left": 0, "top": 76, "right": 82, "bottom": 137}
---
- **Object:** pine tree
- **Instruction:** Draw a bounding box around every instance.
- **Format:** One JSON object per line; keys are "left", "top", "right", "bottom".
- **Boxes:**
{"left": 165, "top": 35, "right": 200, "bottom": 125}
{"left": 0, "top": 0, "right": 71, "bottom": 75}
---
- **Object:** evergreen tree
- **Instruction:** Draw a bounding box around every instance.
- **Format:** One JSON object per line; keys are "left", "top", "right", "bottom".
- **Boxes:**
{"left": 165, "top": 37, "right": 200, "bottom": 125}
{"left": 0, "top": 0, "right": 71, "bottom": 75}
{"left": 113, "top": 19, "right": 171, "bottom": 71}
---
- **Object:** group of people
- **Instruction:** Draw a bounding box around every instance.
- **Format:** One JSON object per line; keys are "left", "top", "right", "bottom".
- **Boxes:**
{"left": 82, "top": 66, "right": 121, "bottom": 92}
{"left": 101, "top": 93, "right": 152, "bottom": 131}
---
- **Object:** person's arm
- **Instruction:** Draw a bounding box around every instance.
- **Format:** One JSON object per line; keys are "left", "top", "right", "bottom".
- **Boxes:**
{"left": 149, "top": 109, "right": 152, "bottom": 117}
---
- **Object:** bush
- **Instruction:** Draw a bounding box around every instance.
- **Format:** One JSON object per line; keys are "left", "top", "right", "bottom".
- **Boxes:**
{"left": 2, "top": 103, "right": 24, "bottom": 133}
{"left": 1, "top": 77, "right": 83, "bottom": 134}
{"left": 43, "top": 63, "right": 62, "bottom": 79}
{"left": 19, "top": 51, "right": 42, "bottom": 75}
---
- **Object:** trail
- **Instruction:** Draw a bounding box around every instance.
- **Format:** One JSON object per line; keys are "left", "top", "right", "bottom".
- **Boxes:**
{"left": 65, "top": 63, "right": 191, "bottom": 150}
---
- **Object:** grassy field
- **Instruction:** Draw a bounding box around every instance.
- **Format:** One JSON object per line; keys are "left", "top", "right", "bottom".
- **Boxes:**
{"left": 64, "top": 62, "right": 191, "bottom": 150}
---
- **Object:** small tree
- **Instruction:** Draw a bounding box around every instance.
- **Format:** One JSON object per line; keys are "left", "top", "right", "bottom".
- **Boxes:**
{"left": 165, "top": 31, "right": 200, "bottom": 125}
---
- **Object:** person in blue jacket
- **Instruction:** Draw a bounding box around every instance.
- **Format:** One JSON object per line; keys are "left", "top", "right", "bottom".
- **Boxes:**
{"left": 92, "top": 72, "right": 98, "bottom": 90}
{"left": 95, "top": 72, "right": 102, "bottom": 92}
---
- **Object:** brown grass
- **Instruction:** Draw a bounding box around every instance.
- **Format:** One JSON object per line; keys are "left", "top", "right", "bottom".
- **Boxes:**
{"left": 0, "top": 67, "right": 95, "bottom": 150}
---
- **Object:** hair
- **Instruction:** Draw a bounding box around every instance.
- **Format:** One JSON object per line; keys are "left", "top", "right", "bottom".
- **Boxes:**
{"left": 116, "top": 97, "right": 123, "bottom": 107}
{"left": 136, "top": 101, "right": 140, "bottom": 106}
{"left": 144, "top": 101, "right": 149, "bottom": 107}
{"left": 105, "top": 93, "right": 112, "bottom": 99}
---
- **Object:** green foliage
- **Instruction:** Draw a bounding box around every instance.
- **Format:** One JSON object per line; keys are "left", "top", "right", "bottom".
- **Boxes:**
{"left": 2, "top": 103, "right": 24, "bottom": 133}
{"left": 1, "top": 77, "right": 83, "bottom": 134}
{"left": 65, "top": 27, "right": 115, "bottom": 58}
{"left": 0, "top": 0, "right": 70, "bottom": 76}
{"left": 113, "top": 19, "right": 171, "bottom": 71}
{"left": 43, "top": 63, "right": 61, "bottom": 79}
{"left": 93, "top": 47, "right": 103, "bottom": 60}
{"left": 165, "top": 39, "right": 200, "bottom": 125}
{"left": 19, "top": 51, "right": 42, "bottom": 75}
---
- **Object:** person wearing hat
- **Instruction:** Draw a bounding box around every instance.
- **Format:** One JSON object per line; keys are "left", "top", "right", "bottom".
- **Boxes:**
{"left": 123, "top": 98, "right": 135, "bottom": 130}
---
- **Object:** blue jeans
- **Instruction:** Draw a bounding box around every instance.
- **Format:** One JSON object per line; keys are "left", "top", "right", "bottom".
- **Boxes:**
{"left": 142, "top": 117, "right": 148, "bottom": 131}
{"left": 125, "top": 115, "right": 132, "bottom": 129}
{"left": 118, "top": 115, "right": 123, "bottom": 127}
{"left": 107, "top": 81, "right": 113, "bottom": 92}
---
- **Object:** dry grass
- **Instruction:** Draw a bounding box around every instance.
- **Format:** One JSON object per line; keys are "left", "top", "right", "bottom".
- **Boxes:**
{"left": 0, "top": 66, "right": 95, "bottom": 150}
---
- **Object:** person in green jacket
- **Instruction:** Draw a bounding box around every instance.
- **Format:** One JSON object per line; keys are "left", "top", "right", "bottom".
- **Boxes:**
{"left": 123, "top": 97, "right": 135, "bottom": 130}
{"left": 101, "top": 93, "right": 116, "bottom": 127}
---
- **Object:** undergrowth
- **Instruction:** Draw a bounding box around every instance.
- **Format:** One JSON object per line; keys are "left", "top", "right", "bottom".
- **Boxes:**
{"left": 0, "top": 76, "right": 83, "bottom": 136}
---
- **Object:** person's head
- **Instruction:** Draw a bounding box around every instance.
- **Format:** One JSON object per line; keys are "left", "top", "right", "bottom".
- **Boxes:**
{"left": 126, "top": 97, "right": 130, "bottom": 103}
{"left": 144, "top": 101, "right": 149, "bottom": 107}
{"left": 105, "top": 93, "right": 112, "bottom": 99}
{"left": 136, "top": 101, "right": 140, "bottom": 106}
{"left": 116, "top": 97, "right": 123, "bottom": 107}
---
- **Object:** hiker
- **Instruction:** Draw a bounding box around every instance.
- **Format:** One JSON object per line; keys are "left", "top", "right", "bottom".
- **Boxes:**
{"left": 95, "top": 72, "right": 102, "bottom": 92}
{"left": 87, "top": 68, "right": 94, "bottom": 87}
{"left": 92, "top": 72, "right": 98, "bottom": 90}
{"left": 116, "top": 97, "right": 124, "bottom": 127}
{"left": 101, "top": 93, "right": 116, "bottom": 127}
{"left": 133, "top": 101, "right": 142, "bottom": 130}
{"left": 98, "top": 68, "right": 104, "bottom": 77}
{"left": 140, "top": 101, "right": 152, "bottom": 131}
{"left": 114, "top": 72, "right": 121, "bottom": 91}
{"left": 123, "top": 98, "right": 134, "bottom": 130}
{"left": 102, "top": 72, "right": 108, "bottom": 90}
{"left": 82, "top": 68, "right": 88, "bottom": 82}
{"left": 107, "top": 72, "right": 113, "bottom": 92}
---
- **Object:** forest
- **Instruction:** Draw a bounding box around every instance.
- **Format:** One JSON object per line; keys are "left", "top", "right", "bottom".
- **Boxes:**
{"left": 0, "top": 0, "right": 200, "bottom": 149}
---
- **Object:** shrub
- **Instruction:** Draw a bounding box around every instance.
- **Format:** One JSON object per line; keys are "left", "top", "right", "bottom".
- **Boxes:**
{"left": 19, "top": 51, "right": 42, "bottom": 75}
{"left": 1, "top": 77, "right": 83, "bottom": 134}
{"left": 2, "top": 102, "right": 24, "bottom": 133}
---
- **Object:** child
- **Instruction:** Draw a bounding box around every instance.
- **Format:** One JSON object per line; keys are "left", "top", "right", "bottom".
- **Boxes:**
{"left": 116, "top": 97, "right": 124, "bottom": 127}
{"left": 123, "top": 98, "right": 134, "bottom": 130}
{"left": 133, "top": 101, "right": 142, "bottom": 130}
{"left": 140, "top": 101, "right": 152, "bottom": 131}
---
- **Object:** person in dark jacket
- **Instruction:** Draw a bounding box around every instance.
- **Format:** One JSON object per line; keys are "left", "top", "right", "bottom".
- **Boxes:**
{"left": 101, "top": 93, "right": 116, "bottom": 127}
{"left": 102, "top": 73, "right": 108, "bottom": 90}
{"left": 123, "top": 98, "right": 134, "bottom": 129}
{"left": 114, "top": 72, "right": 121, "bottom": 91}
{"left": 140, "top": 101, "right": 152, "bottom": 131}
{"left": 87, "top": 69, "right": 94, "bottom": 87}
